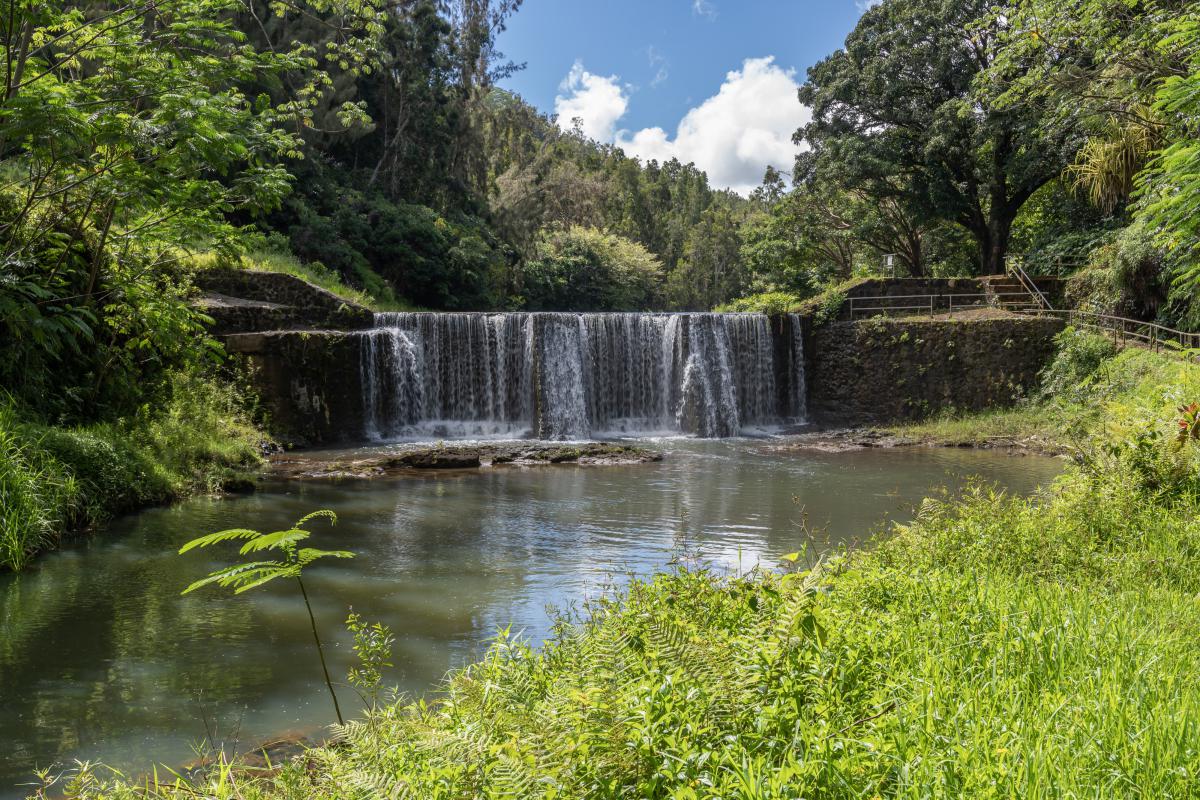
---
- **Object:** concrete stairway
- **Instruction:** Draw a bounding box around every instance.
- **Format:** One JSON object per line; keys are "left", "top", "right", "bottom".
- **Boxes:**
{"left": 979, "top": 275, "right": 1047, "bottom": 312}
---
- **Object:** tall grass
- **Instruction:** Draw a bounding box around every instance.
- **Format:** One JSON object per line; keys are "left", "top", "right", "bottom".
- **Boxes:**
{"left": 0, "top": 407, "right": 76, "bottom": 571}
{"left": 0, "top": 373, "right": 263, "bottom": 572}
{"left": 36, "top": 331, "right": 1200, "bottom": 798}
{"left": 187, "top": 250, "right": 418, "bottom": 312}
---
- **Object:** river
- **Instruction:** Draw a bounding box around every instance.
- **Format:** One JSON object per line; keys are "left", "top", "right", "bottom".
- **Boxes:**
{"left": 0, "top": 440, "right": 1062, "bottom": 797}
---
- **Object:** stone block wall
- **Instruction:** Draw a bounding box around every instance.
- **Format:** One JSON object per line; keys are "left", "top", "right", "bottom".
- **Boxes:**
{"left": 218, "top": 305, "right": 1066, "bottom": 444}
{"left": 842, "top": 278, "right": 986, "bottom": 300}
{"left": 806, "top": 315, "right": 1065, "bottom": 424}
{"left": 195, "top": 268, "right": 374, "bottom": 334}
{"left": 224, "top": 330, "right": 366, "bottom": 446}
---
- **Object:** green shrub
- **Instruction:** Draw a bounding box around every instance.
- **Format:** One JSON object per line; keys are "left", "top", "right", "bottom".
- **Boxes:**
{"left": 0, "top": 372, "right": 264, "bottom": 572}
{"left": 520, "top": 227, "right": 665, "bottom": 312}
{"left": 715, "top": 291, "right": 804, "bottom": 314}
{"left": 812, "top": 287, "right": 848, "bottom": 326}
{"left": 35, "top": 426, "right": 164, "bottom": 523}
{"left": 1039, "top": 326, "right": 1120, "bottom": 401}
{"left": 1065, "top": 223, "right": 1172, "bottom": 322}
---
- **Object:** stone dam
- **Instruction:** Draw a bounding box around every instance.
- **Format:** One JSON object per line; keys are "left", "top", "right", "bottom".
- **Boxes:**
{"left": 199, "top": 270, "right": 1066, "bottom": 445}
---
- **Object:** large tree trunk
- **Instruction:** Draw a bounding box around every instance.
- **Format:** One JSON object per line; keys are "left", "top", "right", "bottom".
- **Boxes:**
{"left": 969, "top": 211, "right": 1013, "bottom": 276}
{"left": 903, "top": 230, "right": 925, "bottom": 277}
{"left": 984, "top": 214, "right": 1012, "bottom": 276}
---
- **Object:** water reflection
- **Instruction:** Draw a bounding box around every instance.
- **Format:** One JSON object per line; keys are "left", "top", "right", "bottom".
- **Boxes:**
{"left": 0, "top": 441, "right": 1061, "bottom": 797}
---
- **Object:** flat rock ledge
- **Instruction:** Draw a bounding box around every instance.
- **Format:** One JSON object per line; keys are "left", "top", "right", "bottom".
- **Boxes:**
{"left": 774, "top": 428, "right": 1065, "bottom": 456}
{"left": 271, "top": 442, "right": 663, "bottom": 479}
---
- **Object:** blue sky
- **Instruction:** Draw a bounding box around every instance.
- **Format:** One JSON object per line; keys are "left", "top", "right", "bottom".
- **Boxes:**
{"left": 495, "top": 0, "right": 870, "bottom": 194}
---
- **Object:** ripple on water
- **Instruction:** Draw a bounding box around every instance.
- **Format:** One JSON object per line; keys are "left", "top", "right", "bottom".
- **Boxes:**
{"left": 0, "top": 440, "right": 1062, "bottom": 798}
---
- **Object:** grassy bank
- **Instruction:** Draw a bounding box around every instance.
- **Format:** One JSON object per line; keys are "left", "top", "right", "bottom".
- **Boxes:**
{"left": 715, "top": 278, "right": 870, "bottom": 320}
{"left": 186, "top": 250, "right": 419, "bottom": 313}
{"left": 0, "top": 372, "right": 264, "bottom": 572}
{"left": 37, "top": 332, "right": 1200, "bottom": 798}
{"left": 881, "top": 327, "right": 1198, "bottom": 453}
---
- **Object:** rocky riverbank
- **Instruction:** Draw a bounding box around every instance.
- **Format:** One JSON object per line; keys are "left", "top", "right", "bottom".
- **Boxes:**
{"left": 775, "top": 426, "right": 1068, "bottom": 456}
{"left": 270, "top": 442, "right": 663, "bottom": 479}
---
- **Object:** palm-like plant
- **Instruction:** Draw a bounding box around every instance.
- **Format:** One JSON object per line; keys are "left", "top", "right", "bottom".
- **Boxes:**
{"left": 1066, "top": 107, "right": 1160, "bottom": 215}
{"left": 179, "top": 510, "right": 353, "bottom": 724}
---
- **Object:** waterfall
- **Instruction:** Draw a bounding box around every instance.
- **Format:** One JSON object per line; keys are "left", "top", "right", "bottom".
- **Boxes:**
{"left": 678, "top": 315, "right": 740, "bottom": 438}
{"left": 360, "top": 327, "right": 423, "bottom": 441}
{"left": 358, "top": 312, "right": 807, "bottom": 441}
{"left": 535, "top": 315, "right": 590, "bottom": 439}
{"left": 788, "top": 313, "right": 808, "bottom": 422}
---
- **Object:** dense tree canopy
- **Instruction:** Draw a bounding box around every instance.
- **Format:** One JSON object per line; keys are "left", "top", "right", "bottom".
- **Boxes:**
{"left": 0, "top": 0, "right": 382, "bottom": 419}
{"left": 3, "top": 0, "right": 1200, "bottom": 426}
{"left": 520, "top": 227, "right": 664, "bottom": 312}
{"left": 796, "top": 0, "right": 1082, "bottom": 276}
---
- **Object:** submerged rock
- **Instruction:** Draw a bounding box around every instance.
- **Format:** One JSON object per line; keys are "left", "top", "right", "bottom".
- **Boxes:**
{"left": 386, "top": 451, "right": 483, "bottom": 470}
{"left": 271, "top": 442, "right": 662, "bottom": 479}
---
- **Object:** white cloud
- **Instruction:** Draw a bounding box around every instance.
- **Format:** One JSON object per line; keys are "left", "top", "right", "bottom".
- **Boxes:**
{"left": 553, "top": 56, "right": 809, "bottom": 196}
{"left": 554, "top": 61, "right": 628, "bottom": 142}
{"left": 693, "top": 0, "right": 716, "bottom": 19}
{"left": 619, "top": 57, "right": 810, "bottom": 196}
{"left": 647, "top": 46, "right": 669, "bottom": 88}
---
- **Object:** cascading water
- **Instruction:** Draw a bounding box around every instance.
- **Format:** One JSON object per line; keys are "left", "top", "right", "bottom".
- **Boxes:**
{"left": 359, "top": 327, "right": 424, "bottom": 440}
{"left": 535, "top": 315, "right": 590, "bottom": 439}
{"left": 359, "top": 312, "right": 807, "bottom": 441}
{"left": 788, "top": 313, "right": 808, "bottom": 422}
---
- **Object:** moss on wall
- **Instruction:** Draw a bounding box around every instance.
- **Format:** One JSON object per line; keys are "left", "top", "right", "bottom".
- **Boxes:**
{"left": 807, "top": 316, "right": 1065, "bottom": 424}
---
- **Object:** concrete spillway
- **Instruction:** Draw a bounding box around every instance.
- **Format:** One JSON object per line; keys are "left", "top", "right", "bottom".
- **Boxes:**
{"left": 359, "top": 312, "right": 807, "bottom": 440}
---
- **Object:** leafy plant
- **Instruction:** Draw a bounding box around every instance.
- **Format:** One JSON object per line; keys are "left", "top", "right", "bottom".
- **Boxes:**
{"left": 813, "top": 288, "right": 848, "bottom": 326}
{"left": 716, "top": 291, "right": 804, "bottom": 315}
{"left": 0, "top": 407, "right": 76, "bottom": 571}
{"left": 1039, "top": 326, "right": 1119, "bottom": 401}
{"left": 179, "top": 510, "right": 353, "bottom": 724}
{"left": 1176, "top": 402, "right": 1200, "bottom": 445}
{"left": 346, "top": 611, "right": 395, "bottom": 710}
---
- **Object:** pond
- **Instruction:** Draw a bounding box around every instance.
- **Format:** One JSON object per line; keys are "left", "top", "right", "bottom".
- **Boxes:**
{"left": 0, "top": 441, "right": 1062, "bottom": 797}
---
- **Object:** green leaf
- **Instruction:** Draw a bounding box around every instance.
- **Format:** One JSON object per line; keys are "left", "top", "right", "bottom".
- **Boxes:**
{"left": 238, "top": 528, "right": 310, "bottom": 554}
{"left": 297, "top": 509, "right": 338, "bottom": 528}
{"left": 297, "top": 547, "right": 355, "bottom": 566}
{"left": 232, "top": 568, "right": 298, "bottom": 594}
{"left": 180, "top": 561, "right": 281, "bottom": 594}
{"left": 179, "top": 528, "right": 263, "bottom": 553}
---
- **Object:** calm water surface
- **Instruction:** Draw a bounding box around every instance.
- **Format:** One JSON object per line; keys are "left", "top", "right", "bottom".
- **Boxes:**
{"left": 0, "top": 440, "right": 1062, "bottom": 796}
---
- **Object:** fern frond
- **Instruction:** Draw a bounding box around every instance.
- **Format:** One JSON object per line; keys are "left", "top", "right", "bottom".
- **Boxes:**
{"left": 296, "top": 509, "right": 338, "bottom": 528}
{"left": 180, "top": 561, "right": 282, "bottom": 594}
{"left": 297, "top": 547, "right": 355, "bottom": 565}
{"left": 231, "top": 566, "right": 299, "bottom": 593}
{"left": 178, "top": 528, "right": 262, "bottom": 553}
{"left": 238, "top": 528, "right": 310, "bottom": 554}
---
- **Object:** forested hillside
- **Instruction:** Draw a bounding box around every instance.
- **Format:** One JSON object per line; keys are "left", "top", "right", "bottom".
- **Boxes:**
{"left": 1, "top": 0, "right": 1198, "bottom": 568}
{"left": 738, "top": 0, "right": 1200, "bottom": 326}
{"left": 212, "top": 0, "right": 756, "bottom": 314}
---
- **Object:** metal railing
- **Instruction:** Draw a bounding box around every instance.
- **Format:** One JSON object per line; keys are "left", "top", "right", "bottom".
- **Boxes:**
{"left": 1012, "top": 308, "right": 1200, "bottom": 358}
{"left": 1006, "top": 258, "right": 1054, "bottom": 311}
{"left": 846, "top": 291, "right": 1200, "bottom": 361}
{"left": 847, "top": 291, "right": 1042, "bottom": 320}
